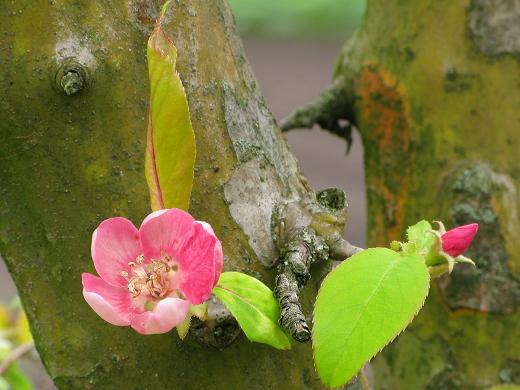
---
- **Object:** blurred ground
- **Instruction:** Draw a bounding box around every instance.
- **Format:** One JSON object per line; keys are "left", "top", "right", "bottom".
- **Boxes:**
{"left": 0, "top": 39, "right": 366, "bottom": 388}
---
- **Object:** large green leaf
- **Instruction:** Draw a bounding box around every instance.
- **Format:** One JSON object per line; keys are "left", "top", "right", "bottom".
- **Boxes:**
{"left": 145, "top": 1, "right": 196, "bottom": 211}
{"left": 213, "top": 272, "right": 291, "bottom": 350}
{"left": 313, "top": 248, "right": 430, "bottom": 388}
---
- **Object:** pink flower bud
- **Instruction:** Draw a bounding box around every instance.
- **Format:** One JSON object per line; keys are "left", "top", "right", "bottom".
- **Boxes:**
{"left": 441, "top": 223, "right": 478, "bottom": 257}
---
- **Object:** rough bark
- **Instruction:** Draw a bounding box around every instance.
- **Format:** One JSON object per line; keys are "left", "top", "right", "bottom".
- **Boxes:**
{"left": 0, "top": 1, "right": 339, "bottom": 388}
{"left": 283, "top": 0, "right": 520, "bottom": 388}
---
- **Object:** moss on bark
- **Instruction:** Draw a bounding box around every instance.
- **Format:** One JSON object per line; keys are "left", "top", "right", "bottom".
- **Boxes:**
{"left": 281, "top": 0, "right": 520, "bottom": 387}
{"left": 333, "top": 0, "right": 520, "bottom": 388}
{"left": 0, "top": 1, "right": 324, "bottom": 388}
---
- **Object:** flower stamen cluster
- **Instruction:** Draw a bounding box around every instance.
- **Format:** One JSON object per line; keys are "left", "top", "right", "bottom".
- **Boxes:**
{"left": 122, "top": 254, "right": 173, "bottom": 299}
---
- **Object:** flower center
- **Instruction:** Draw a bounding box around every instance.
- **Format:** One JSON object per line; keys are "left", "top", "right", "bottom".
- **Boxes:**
{"left": 120, "top": 254, "right": 176, "bottom": 299}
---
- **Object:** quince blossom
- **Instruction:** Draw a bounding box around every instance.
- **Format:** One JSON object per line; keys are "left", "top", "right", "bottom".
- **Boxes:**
{"left": 82, "top": 208, "right": 223, "bottom": 335}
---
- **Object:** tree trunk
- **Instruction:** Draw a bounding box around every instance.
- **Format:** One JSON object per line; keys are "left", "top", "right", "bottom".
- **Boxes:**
{"left": 284, "top": 0, "right": 520, "bottom": 388}
{"left": 0, "top": 1, "right": 327, "bottom": 388}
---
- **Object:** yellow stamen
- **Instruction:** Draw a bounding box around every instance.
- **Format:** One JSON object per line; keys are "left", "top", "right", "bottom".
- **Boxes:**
{"left": 120, "top": 254, "right": 175, "bottom": 299}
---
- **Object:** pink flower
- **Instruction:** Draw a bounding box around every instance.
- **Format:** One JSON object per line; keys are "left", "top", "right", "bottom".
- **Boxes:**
{"left": 441, "top": 223, "right": 478, "bottom": 257}
{"left": 82, "top": 209, "right": 223, "bottom": 335}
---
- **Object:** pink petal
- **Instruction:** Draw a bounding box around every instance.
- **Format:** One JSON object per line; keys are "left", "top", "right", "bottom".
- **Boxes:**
{"left": 82, "top": 273, "right": 133, "bottom": 326}
{"left": 130, "top": 297, "right": 190, "bottom": 335}
{"left": 141, "top": 209, "right": 170, "bottom": 226}
{"left": 197, "top": 221, "right": 223, "bottom": 287}
{"left": 139, "top": 209, "right": 194, "bottom": 261}
{"left": 177, "top": 222, "right": 218, "bottom": 304}
{"left": 91, "top": 217, "right": 141, "bottom": 287}
{"left": 212, "top": 240, "right": 223, "bottom": 287}
{"left": 441, "top": 223, "right": 479, "bottom": 257}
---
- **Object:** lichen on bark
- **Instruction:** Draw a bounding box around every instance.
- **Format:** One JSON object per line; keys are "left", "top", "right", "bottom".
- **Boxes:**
{"left": 332, "top": 1, "right": 520, "bottom": 388}
{"left": 0, "top": 1, "right": 333, "bottom": 388}
{"left": 272, "top": 189, "right": 362, "bottom": 342}
{"left": 469, "top": 0, "right": 520, "bottom": 57}
{"left": 436, "top": 164, "right": 520, "bottom": 314}
{"left": 282, "top": 0, "right": 520, "bottom": 387}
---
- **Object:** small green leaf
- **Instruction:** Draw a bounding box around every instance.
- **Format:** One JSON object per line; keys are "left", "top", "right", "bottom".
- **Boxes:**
{"left": 190, "top": 302, "right": 208, "bottom": 321}
{"left": 176, "top": 314, "right": 191, "bottom": 340}
{"left": 313, "top": 248, "right": 430, "bottom": 388}
{"left": 145, "top": 1, "right": 196, "bottom": 211}
{"left": 213, "top": 272, "right": 291, "bottom": 350}
{"left": 406, "top": 220, "right": 435, "bottom": 255}
{"left": 176, "top": 303, "right": 207, "bottom": 340}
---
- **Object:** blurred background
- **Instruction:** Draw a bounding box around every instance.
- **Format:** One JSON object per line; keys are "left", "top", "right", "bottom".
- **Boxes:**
{"left": 0, "top": 1, "right": 366, "bottom": 388}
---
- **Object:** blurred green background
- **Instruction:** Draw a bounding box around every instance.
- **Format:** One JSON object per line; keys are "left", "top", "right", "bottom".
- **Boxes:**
{"left": 228, "top": 0, "right": 366, "bottom": 40}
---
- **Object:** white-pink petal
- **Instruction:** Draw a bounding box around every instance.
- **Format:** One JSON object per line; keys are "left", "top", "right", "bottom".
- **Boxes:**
{"left": 139, "top": 208, "right": 194, "bottom": 262}
{"left": 130, "top": 297, "right": 190, "bottom": 335}
{"left": 82, "top": 273, "right": 133, "bottom": 326}
{"left": 91, "top": 217, "right": 141, "bottom": 287}
{"left": 212, "top": 240, "right": 223, "bottom": 287}
{"left": 141, "top": 209, "right": 170, "bottom": 227}
{"left": 196, "top": 221, "right": 223, "bottom": 287}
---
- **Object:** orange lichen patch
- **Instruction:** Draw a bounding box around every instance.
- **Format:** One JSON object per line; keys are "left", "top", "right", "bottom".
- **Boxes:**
{"left": 358, "top": 64, "right": 412, "bottom": 150}
{"left": 357, "top": 64, "right": 413, "bottom": 243}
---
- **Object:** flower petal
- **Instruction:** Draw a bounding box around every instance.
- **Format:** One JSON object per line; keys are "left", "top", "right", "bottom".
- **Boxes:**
{"left": 197, "top": 221, "right": 223, "bottom": 287}
{"left": 442, "top": 223, "right": 479, "bottom": 257}
{"left": 91, "top": 217, "right": 141, "bottom": 287}
{"left": 177, "top": 222, "right": 219, "bottom": 304}
{"left": 139, "top": 208, "right": 194, "bottom": 261}
{"left": 212, "top": 240, "right": 224, "bottom": 286}
{"left": 82, "top": 273, "right": 132, "bottom": 326}
{"left": 130, "top": 297, "right": 190, "bottom": 335}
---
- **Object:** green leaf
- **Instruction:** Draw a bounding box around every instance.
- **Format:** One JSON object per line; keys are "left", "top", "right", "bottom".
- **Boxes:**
{"left": 176, "top": 314, "right": 191, "bottom": 341}
{"left": 145, "top": 1, "right": 196, "bottom": 211}
{"left": 176, "top": 303, "right": 208, "bottom": 340}
{"left": 213, "top": 272, "right": 291, "bottom": 350}
{"left": 189, "top": 302, "right": 208, "bottom": 321}
{"left": 313, "top": 248, "right": 430, "bottom": 388}
{"left": 406, "top": 220, "right": 435, "bottom": 255}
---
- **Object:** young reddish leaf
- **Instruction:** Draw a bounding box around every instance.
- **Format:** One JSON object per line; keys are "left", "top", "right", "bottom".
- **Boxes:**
{"left": 145, "top": 1, "right": 196, "bottom": 211}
